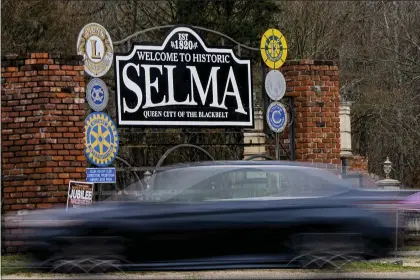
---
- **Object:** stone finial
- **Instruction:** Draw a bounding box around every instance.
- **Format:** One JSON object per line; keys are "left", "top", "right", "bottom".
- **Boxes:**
{"left": 384, "top": 156, "right": 392, "bottom": 179}
{"left": 376, "top": 156, "right": 401, "bottom": 189}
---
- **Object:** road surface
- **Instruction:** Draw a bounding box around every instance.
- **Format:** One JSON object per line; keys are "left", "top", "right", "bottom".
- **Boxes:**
{"left": 2, "top": 270, "right": 420, "bottom": 279}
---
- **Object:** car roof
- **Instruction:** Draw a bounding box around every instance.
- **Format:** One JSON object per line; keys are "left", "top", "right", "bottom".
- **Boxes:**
{"left": 158, "top": 160, "right": 338, "bottom": 171}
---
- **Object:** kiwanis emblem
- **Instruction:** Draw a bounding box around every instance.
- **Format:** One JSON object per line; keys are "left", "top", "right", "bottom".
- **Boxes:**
{"left": 260, "top": 28, "right": 288, "bottom": 69}
{"left": 86, "top": 78, "right": 109, "bottom": 112}
{"left": 266, "top": 102, "right": 288, "bottom": 133}
{"left": 77, "top": 22, "right": 113, "bottom": 77}
{"left": 85, "top": 112, "right": 119, "bottom": 167}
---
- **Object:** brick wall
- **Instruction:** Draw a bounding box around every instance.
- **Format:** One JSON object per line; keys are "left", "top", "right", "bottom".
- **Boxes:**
{"left": 349, "top": 154, "right": 369, "bottom": 172}
{"left": 1, "top": 53, "right": 86, "bottom": 213}
{"left": 268, "top": 60, "right": 341, "bottom": 164}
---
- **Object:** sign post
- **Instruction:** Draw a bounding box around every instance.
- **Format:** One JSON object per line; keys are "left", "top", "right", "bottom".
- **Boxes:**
{"left": 260, "top": 28, "right": 288, "bottom": 160}
{"left": 266, "top": 102, "right": 288, "bottom": 160}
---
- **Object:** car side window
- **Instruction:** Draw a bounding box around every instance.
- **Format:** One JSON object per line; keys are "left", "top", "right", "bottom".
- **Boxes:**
{"left": 228, "top": 168, "right": 340, "bottom": 198}
{"left": 181, "top": 168, "right": 280, "bottom": 199}
{"left": 167, "top": 170, "right": 231, "bottom": 202}
{"left": 228, "top": 169, "right": 279, "bottom": 198}
{"left": 164, "top": 167, "right": 343, "bottom": 202}
{"left": 272, "top": 169, "right": 340, "bottom": 197}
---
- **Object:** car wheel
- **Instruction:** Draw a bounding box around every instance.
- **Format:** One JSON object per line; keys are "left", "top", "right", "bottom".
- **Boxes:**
{"left": 49, "top": 236, "right": 128, "bottom": 274}
{"left": 51, "top": 256, "right": 124, "bottom": 274}
{"left": 287, "top": 229, "right": 367, "bottom": 270}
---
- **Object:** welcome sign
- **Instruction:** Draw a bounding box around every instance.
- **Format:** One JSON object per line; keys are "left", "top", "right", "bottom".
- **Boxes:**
{"left": 66, "top": 181, "right": 94, "bottom": 210}
{"left": 114, "top": 26, "right": 253, "bottom": 127}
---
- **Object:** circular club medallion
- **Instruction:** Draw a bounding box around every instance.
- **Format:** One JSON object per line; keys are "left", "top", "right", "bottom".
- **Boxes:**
{"left": 265, "top": 70, "right": 286, "bottom": 101}
{"left": 77, "top": 22, "right": 113, "bottom": 77}
{"left": 260, "top": 28, "right": 288, "bottom": 69}
{"left": 85, "top": 112, "right": 119, "bottom": 167}
{"left": 86, "top": 78, "right": 109, "bottom": 112}
{"left": 266, "top": 102, "right": 288, "bottom": 133}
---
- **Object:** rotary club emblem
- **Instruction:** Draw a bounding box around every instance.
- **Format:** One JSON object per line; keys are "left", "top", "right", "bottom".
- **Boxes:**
{"left": 85, "top": 112, "right": 119, "bottom": 167}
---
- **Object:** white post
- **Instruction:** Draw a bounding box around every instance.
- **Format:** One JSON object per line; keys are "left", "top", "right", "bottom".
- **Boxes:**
{"left": 340, "top": 101, "right": 353, "bottom": 174}
{"left": 340, "top": 101, "right": 353, "bottom": 159}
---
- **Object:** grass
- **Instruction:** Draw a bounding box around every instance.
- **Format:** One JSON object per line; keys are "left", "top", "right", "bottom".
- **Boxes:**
{"left": 342, "top": 261, "right": 420, "bottom": 272}
{"left": 1, "top": 254, "right": 31, "bottom": 275}
{"left": 402, "top": 246, "right": 420, "bottom": 251}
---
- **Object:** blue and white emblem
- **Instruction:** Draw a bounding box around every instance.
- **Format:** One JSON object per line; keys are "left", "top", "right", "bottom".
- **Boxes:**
{"left": 86, "top": 78, "right": 109, "bottom": 112}
{"left": 266, "top": 102, "right": 288, "bottom": 133}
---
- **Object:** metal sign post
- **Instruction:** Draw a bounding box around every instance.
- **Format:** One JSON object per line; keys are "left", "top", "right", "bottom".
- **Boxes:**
{"left": 260, "top": 28, "right": 288, "bottom": 160}
{"left": 266, "top": 102, "right": 288, "bottom": 160}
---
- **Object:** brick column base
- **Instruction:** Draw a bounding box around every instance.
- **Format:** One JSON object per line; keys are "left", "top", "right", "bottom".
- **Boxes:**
{"left": 1, "top": 53, "right": 87, "bottom": 254}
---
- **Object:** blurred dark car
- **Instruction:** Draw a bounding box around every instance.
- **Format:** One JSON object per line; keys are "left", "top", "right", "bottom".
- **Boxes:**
{"left": 21, "top": 161, "right": 413, "bottom": 273}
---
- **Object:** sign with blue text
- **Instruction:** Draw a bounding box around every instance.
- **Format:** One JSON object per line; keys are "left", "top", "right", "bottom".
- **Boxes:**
{"left": 86, "top": 168, "right": 116, "bottom": 183}
{"left": 266, "top": 102, "right": 288, "bottom": 133}
{"left": 114, "top": 25, "right": 253, "bottom": 127}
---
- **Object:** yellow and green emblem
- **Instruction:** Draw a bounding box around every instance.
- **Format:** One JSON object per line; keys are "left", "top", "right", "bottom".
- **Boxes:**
{"left": 260, "top": 28, "right": 288, "bottom": 69}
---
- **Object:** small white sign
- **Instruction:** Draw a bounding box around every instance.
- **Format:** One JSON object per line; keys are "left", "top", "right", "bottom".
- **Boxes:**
{"left": 265, "top": 70, "right": 286, "bottom": 101}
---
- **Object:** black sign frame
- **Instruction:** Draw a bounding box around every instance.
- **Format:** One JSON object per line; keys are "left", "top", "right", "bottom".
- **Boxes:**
{"left": 114, "top": 25, "right": 254, "bottom": 128}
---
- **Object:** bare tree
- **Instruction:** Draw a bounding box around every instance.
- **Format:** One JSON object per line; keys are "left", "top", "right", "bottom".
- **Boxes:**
{"left": 2, "top": 0, "right": 419, "bottom": 187}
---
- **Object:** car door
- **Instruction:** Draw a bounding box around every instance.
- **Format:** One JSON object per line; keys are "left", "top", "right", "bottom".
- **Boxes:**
{"left": 160, "top": 167, "right": 282, "bottom": 259}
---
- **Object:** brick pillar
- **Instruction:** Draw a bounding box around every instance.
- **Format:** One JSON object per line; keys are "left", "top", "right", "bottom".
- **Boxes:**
{"left": 280, "top": 60, "right": 341, "bottom": 164}
{"left": 1, "top": 53, "right": 86, "bottom": 213}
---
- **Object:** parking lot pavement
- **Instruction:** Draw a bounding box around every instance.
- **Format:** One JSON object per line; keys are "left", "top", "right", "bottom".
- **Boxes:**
{"left": 2, "top": 270, "right": 420, "bottom": 279}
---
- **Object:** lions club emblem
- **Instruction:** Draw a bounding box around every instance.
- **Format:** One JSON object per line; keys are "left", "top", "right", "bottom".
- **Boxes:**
{"left": 77, "top": 22, "right": 114, "bottom": 77}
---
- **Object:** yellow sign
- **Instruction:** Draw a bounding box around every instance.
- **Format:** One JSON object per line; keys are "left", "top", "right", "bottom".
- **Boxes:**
{"left": 260, "top": 28, "right": 288, "bottom": 69}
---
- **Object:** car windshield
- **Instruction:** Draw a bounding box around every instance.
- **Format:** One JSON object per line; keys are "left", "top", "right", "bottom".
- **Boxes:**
{"left": 108, "top": 165, "right": 353, "bottom": 203}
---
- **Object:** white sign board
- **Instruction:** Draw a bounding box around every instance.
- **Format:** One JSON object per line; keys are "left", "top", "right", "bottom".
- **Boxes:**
{"left": 265, "top": 70, "right": 286, "bottom": 101}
